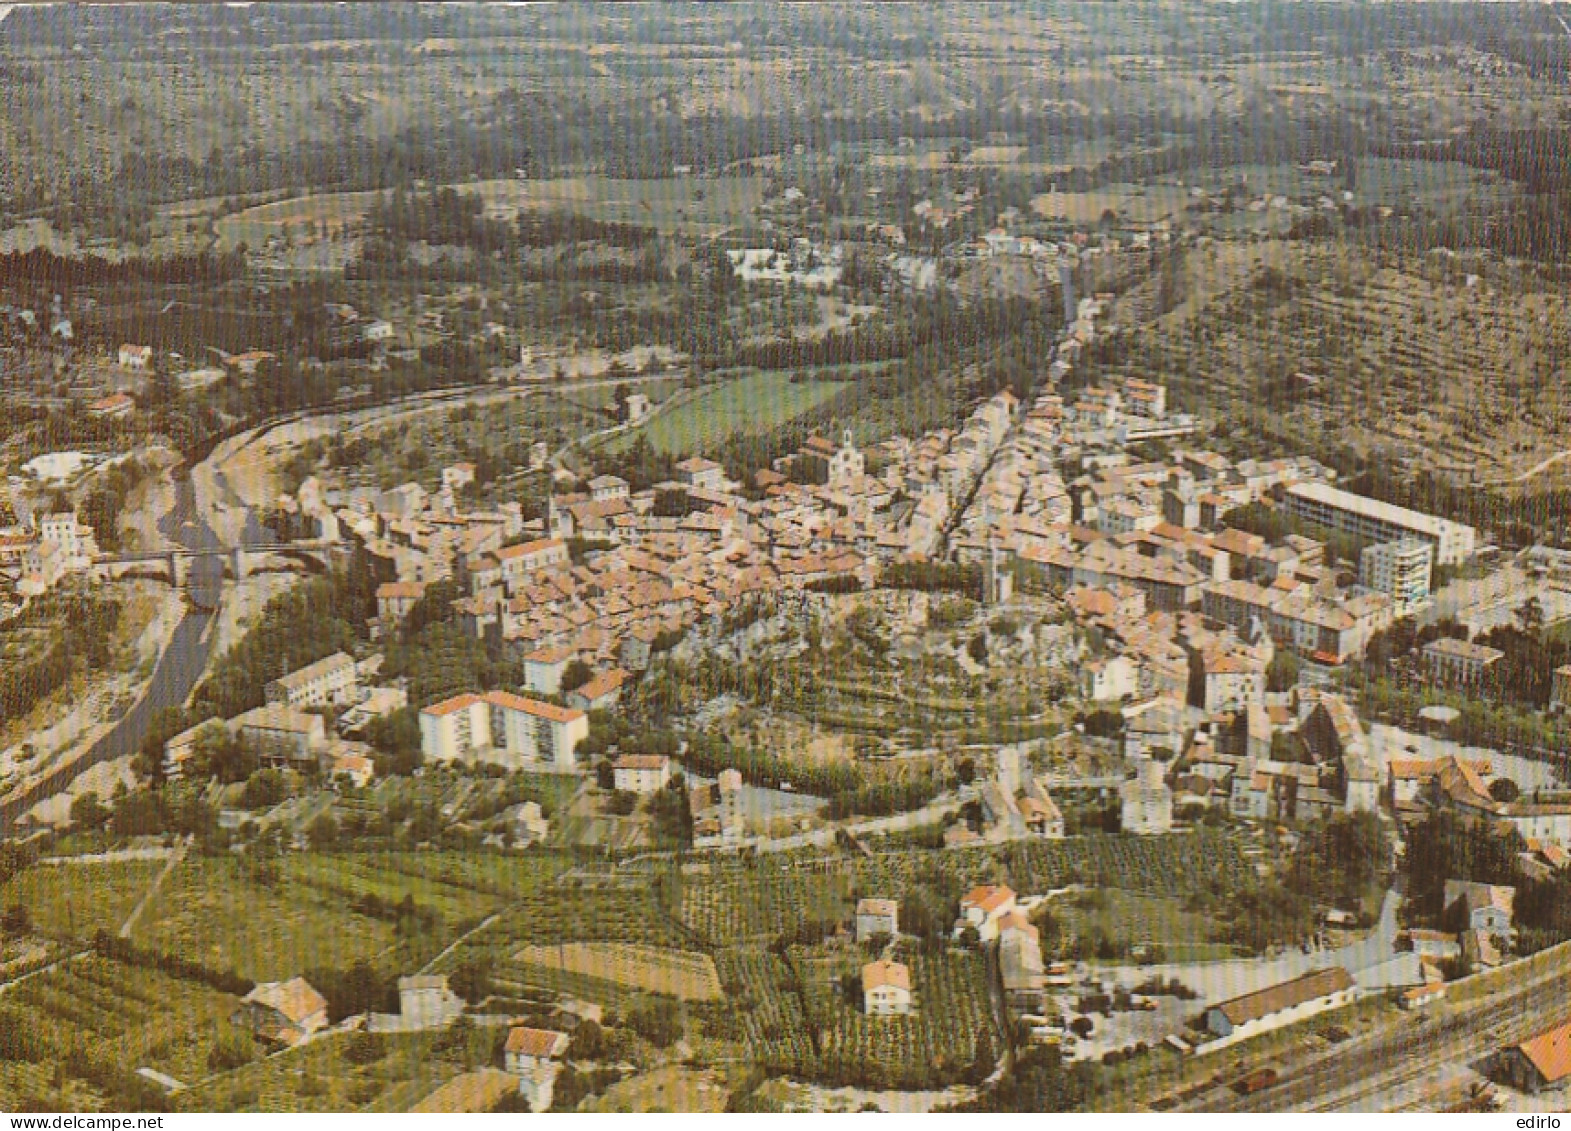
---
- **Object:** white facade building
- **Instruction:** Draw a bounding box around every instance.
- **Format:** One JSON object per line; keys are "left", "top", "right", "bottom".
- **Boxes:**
{"left": 419, "top": 691, "right": 588, "bottom": 768}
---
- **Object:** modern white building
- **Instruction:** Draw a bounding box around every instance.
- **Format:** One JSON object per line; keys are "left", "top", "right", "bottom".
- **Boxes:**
{"left": 265, "top": 651, "right": 359, "bottom": 708}
{"left": 419, "top": 691, "right": 589, "bottom": 768}
{"left": 1359, "top": 539, "right": 1433, "bottom": 615}
{"left": 1282, "top": 482, "right": 1476, "bottom": 567}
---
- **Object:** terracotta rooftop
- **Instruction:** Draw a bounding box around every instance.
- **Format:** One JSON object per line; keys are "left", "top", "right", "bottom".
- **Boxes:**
{"left": 861, "top": 959, "right": 911, "bottom": 993}
{"left": 503, "top": 1026, "right": 569, "bottom": 1059}
{"left": 1213, "top": 966, "right": 1353, "bottom": 1027}
{"left": 1517, "top": 1019, "right": 1571, "bottom": 1085}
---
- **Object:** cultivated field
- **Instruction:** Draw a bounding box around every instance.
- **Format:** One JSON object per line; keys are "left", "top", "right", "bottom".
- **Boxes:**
{"left": 1103, "top": 238, "right": 1571, "bottom": 486}
{"left": 0, "top": 956, "right": 239, "bottom": 1110}
{"left": 719, "top": 946, "right": 999, "bottom": 1091}
{"left": 608, "top": 369, "right": 849, "bottom": 456}
{"left": 0, "top": 859, "right": 166, "bottom": 938}
{"left": 215, "top": 174, "right": 768, "bottom": 251}
{"left": 512, "top": 942, "right": 723, "bottom": 1001}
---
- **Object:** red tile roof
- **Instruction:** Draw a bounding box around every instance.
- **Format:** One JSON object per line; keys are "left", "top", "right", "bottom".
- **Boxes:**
{"left": 421, "top": 693, "right": 485, "bottom": 718}
{"left": 1518, "top": 1019, "right": 1571, "bottom": 1085}
{"left": 504, "top": 1027, "right": 569, "bottom": 1058}
{"left": 484, "top": 690, "right": 584, "bottom": 725}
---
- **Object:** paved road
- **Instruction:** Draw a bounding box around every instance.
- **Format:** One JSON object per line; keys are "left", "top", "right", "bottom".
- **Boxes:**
{"left": 1186, "top": 944, "right": 1571, "bottom": 1112}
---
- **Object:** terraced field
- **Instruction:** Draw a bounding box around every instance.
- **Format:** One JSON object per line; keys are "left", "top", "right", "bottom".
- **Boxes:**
{"left": 1104, "top": 240, "right": 1571, "bottom": 486}
{"left": 0, "top": 956, "right": 239, "bottom": 1110}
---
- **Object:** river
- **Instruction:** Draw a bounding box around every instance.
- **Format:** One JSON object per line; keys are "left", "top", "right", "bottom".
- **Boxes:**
{"left": 0, "top": 473, "right": 234, "bottom": 831}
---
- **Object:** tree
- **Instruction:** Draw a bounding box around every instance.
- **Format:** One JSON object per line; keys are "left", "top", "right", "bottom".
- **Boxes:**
{"left": 1517, "top": 596, "right": 1546, "bottom": 637}
{"left": 70, "top": 791, "right": 110, "bottom": 830}
{"left": 1, "top": 903, "right": 30, "bottom": 938}
{"left": 307, "top": 814, "right": 340, "bottom": 850}
{"left": 1489, "top": 777, "right": 1521, "bottom": 804}
{"left": 1266, "top": 651, "right": 1301, "bottom": 693}
{"left": 188, "top": 725, "right": 254, "bottom": 784}
{"left": 239, "top": 769, "right": 288, "bottom": 811}
{"left": 607, "top": 791, "right": 637, "bottom": 816}
{"left": 207, "top": 1031, "right": 257, "bottom": 1071}
{"left": 596, "top": 759, "right": 615, "bottom": 791}
{"left": 627, "top": 998, "right": 683, "bottom": 1048}
{"left": 448, "top": 960, "right": 492, "bottom": 1005}
{"left": 569, "top": 1019, "right": 604, "bottom": 1060}
{"left": 560, "top": 659, "right": 593, "bottom": 694}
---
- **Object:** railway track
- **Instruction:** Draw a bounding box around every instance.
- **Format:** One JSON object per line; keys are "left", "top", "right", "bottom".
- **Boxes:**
{"left": 1188, "top": 953, "right": 1571, "bottom": 1112}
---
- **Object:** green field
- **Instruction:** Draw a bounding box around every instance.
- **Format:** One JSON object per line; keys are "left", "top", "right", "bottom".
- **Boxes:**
{"left": 175, "top": 1026, "right": 502, "bottom": 1114}
{"left": 1048, "top": 889, "right": 1241, "bottom": 963}
{"left": 0, "top": 860, "right": 167, "bottom": 939}
{"left": 607, "top": 370, "right": 849, "bottom": 456}
{"left": 0, "top": 956, "right": 240, "bottom": 1111}
{"left": 215, "top": 174, "right": 767, "bottom": 251}
{"left": 132, "top": 851, "right": 565, "bottom": 984}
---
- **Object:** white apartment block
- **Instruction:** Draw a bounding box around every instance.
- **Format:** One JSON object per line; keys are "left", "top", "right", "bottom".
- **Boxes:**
{"left": 1359, "top": 539, "right": 1433, "bottom": 615}
{"left": 420, "top": 690, "right": 589, "bottom": 768}
{"left": 265, "top": 651, "right": 359, "bottom": 708}
{"left": 1282, "top": 482, "right": 1477, "bottom": 567}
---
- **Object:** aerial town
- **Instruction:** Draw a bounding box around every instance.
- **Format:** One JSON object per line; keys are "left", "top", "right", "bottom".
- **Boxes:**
{"left": 1, "top": 1, "right": 1571, "bottom": 1116}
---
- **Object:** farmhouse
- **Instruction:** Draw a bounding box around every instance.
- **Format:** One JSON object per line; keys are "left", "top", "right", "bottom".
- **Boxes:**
{"left": 397, "top": 975, "right": 466, "bottom": 1030}
{"left": 855, "top": 898, "right": 899, "bottom": 942}
{"left": 861, "top": 959, "right": 913, "bottom": 1015}
{"left": 504, "top": 1027, "right": 569, "bottom": 1111}
{"left": 232, "top": 978, "right": 329, "bottom": 1047}
{"left": 675, "top": 456, "right": 727, "bottom": 492}
{"left": 613, "top": 754, "right": 672, "bottom": 794}
{"left": 1443, "top": 880, "right": 1515, "bottom": 938}
{"left": 1500, "top": 1019, "right": 1571, "bottom": 1094}
{"left": 88, "top": 392, "right": 136, "bottom": 419}
{"left": 956, "top": 884, "right": 1017, "bottom": 942}
{"left": 376, "top": 581, "right": 426, "bottom": 631}
{"left": 566, "top": 667, "right": 630, "bottom": 713}
{"left": 523, "top": 645, "right": 576, "bottom": 695}
{"left": 118, "top": 343, "right": 153, "bottom": 370}
{"left": 1203, "top": 967, "right": 1356, "bottom": 1044}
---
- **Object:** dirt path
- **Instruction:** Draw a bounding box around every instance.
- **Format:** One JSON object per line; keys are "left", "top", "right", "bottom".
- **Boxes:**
{"left": 118, "top": 835, "right": 190, "bottom": 939}
{"left": 1497, "top": 447, "right": 1571, "bottom": 485}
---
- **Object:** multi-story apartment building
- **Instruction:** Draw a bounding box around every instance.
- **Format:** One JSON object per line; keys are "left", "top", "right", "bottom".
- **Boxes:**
{"left": 1359, "top": 539, "right": 1433, "bottom": 615}
{"left": 265, "top": 651, "right": 359, "bottom": 708}
{"left": 1282, "top": 482, "right": 1477, "bottom": 566}
{"left": 419, "top": 690, "right": 588, "bottom": 768}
